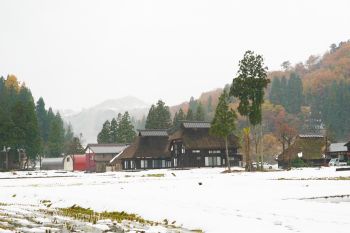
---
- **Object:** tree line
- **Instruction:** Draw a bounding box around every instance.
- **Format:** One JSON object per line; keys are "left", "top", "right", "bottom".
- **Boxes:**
{"left": 97, "top": 111, "right": 136, "bottom": 144}
{"left": 0, "top": 75, "right": 83, "bottom": 164}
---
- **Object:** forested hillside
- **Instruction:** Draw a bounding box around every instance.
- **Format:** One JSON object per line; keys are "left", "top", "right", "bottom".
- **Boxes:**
{"left": 169, "top": 40, "right": 350, "bottom": 161}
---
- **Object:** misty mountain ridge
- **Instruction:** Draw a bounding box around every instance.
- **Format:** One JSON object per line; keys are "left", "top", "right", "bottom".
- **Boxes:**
{"left": 61, "top": 96, "right": 150, "bottom": 143}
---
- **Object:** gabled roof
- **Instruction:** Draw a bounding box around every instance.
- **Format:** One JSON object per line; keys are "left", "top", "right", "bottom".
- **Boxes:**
{"left": 278, "top": 135, "right": 325, "bottom": 161}
{"left": 299, "top": 134, "right": 324, "bottom": 138}
{"left": 86, "top": 144, "right": 129, "bottom": 154}
{"left": 138, "top": 130, "right": 168, "bottom": 137}
{"left": 329, "top": 143, "right": 348, "bottom": 152}
{"left": 170, "top": 124, "right": 239, "bottom": 150}
{"left": 115, "top": 136, "right": 171, "bottom": 161}
{"left": 182, "top": 121, "right": 211, "bottom": 129}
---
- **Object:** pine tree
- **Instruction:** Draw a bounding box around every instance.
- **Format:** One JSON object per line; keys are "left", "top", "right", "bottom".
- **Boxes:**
{"left": 173, "top": 108, "right": 186, "bottom": 127}
{"left": 286, "top": 73, "right": 303, "bottom": 114}
{"left": 36, "top": 98, "right": 49, "bottom": 151}
{"left": 66, "top": 137, "right": 85, "bottom": 155}
{"left": 210, "top": 90, "right": 237, "bottom": 172}
{"left": 110, "top": 118, "right": 118, "bottom": 143}
{"left": 47, "top": 112, "right": 65, "bottom": 157}
{"left": 280, "top": 76, "right": 288, "bottom": 109}
{"left": 145, "top": 100, "right": 172, "bottom": 129}
{"left": 118, "top": 112, "right": 136, "bottom": 143}
{"left": 97, "top": 120, "right": 111, "bottom": 144}
{"left": 195, "top": 102, "right": 205, "bottom": 121}
{"left": 186, "top": 108, "right": 194, "bottom": 121}
{"left": 269, "top": 77, "right": 281, "bottom": 105}
{"left": 145, "top": 105, "right": 157, "bottom": 129}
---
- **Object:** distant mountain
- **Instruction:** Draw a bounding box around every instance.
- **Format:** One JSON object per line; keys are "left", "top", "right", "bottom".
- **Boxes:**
{"left": 61, "top": 96, "right": 150, "bottom": 143}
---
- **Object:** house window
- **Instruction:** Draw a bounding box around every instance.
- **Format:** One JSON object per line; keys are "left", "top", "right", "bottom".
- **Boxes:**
{"left": 173, "top": 158, "right": 178, "bottom": 167}
{"left": 205, "top": 157, "right": 221, "bottom": 166}
{"left": 209, "top": 150, "right": 221, "bottom": 154}
{"left": 67, "top": 157, "right": 70, "bottom": 162}
{"left": 192, "top": 150, "right": 200, "bottom": 154}
{"left": 130, "top": 161, "right": 135, "bottom": 169}
{"left": 124, "top": 161, "right": 128, "bottom": 169}
{"left": 141, "top": 160, "right": 148, "bottom": 169}
{"left": 153, "top": 160, "right": 161, "bottom": 168}
{"left": 162, "top": 160, "right": 166, "bottom": 168}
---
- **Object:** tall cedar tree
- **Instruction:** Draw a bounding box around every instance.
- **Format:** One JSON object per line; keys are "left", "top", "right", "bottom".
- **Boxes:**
{"left": 173, "top": 108, "right": 186, "bottom": 127}
{"left": 210, "top": 90, "right": 237, "bottom": 172}
{"left": 195, "top": 102, "right": 205, "bottom": 121}
{"left": 47, "top": 112, "right": 65, "bottom": 157}
{"left": 110, "top": 118, "right": 119, "bottom": 143}
{"left": 145, "top": 100, "right": 172, "bottom": 129}
{"left": 118, "top": 111, "right": 136, "bottom": 143}
{"left": 186, "top": 109, "right": 194, "bottom": 121}
{"left": 230, "top": 50, "right": 269, "bottom": 171}
{"left": 97, "top": 120, "right": 111, "bottom": 143}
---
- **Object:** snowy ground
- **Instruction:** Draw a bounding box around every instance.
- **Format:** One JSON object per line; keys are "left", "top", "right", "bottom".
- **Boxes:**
{"left": 1, "top": 167, "right": 350, "bottom": 233}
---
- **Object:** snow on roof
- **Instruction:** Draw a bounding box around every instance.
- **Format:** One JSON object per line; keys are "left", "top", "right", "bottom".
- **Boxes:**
{"left": 299, "top": 134, "right": 324, "bottom": 138}
{"left": 87, "top": 144, "right": 129, "bottom": 154}
{"left": 182, "top": 122, "right": 211, "bottom": 129}
{"left": 138, "top": 130, "right": 168, "bottom": 137}
{"left": 329, "top": 142, "right": 347, "bottom": 152}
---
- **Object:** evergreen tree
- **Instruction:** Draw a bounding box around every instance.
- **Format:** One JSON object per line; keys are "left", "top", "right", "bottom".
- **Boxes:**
{"left": 65, "top": 136, "right": 85, "bottom": 155}
{"left": 269, "top": 77, "right": 281, "bottom": 105}
{"left": 280, "top": 76, "right": 288, "bottom": 108}
{"left": 110, "top": 118, "right": 118, "bottom": 143}
{"left": 36, "top": 98, "right": 49, "bottom": 151}
{"left": 286, "top": 73, "right": 303, "bottom": 114}
{"left": 189, "top": 96, "right": 198, "bottom": 112}
{"left": 97, "top": 120, "right": 111, "bottom": 144}
{"left": 230, "top": 50, "right": 269, "bottom": 171}
{"left": 195, "top": 102, "right": 205, "bottom": 121}
{"left": 186, "top": 108, "right": 194, "bottom": 121}
{"left": 145, "top": 100, "right": 172, "bottom": 129}
{"left": 207, "top": 96, "right": 213, "bottom": 113}
{"left": 47, "top": 112, "right": 65, "bottom": 157}
{"left": 173, "top": 108, "right": 186, "bottom": 127}
{"left": 210, "top": 90, "right": 237, "bottom": 172}
{"left": 118, "top": 111, "right": 136, "bottom": 143}
{"left": 145, "top": 105, "right": 157, "bottom": 129}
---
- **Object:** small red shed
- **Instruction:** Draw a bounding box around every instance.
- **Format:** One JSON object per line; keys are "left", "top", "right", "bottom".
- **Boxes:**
{"left": 68, "top": 154, "right": 95, "bottom": 172}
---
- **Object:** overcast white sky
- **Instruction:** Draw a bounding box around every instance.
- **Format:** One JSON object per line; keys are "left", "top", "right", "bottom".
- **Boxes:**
{"left": 0, "top": 0, "right": 349, "bottom": 110}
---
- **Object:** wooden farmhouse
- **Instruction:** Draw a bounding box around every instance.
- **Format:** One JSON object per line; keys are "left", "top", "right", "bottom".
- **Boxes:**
{"left": 277, "top": 134, "right": 327, "bottom": 168}
{"left": 86, "top": 144, "right": 129, "bottom": 172}
{"left": 110, "top": 129, "right": 171, "bottom": 170}
{"left": 112, "top": 121, "right": 241, "bottom": 170}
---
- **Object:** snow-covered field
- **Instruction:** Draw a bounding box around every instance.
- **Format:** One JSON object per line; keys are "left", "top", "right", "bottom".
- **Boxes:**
{"left": 1, "top": 167, "right": 350, "bottom": 233}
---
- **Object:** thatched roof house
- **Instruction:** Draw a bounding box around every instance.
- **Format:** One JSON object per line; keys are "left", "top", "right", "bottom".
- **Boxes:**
{"left": 169, "top": 121, "right": 239, "bottom": 150}
{"left": 113, "top": 130, "right": 171, "bottom": 170}
{"left": 278, "top": 134, "right": 327, "bottom": 167}
{"left": 113, "top": 121, "right": 241, "bottom": 170}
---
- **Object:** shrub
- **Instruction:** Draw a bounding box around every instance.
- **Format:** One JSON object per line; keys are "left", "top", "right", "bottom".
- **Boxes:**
{"left": 291, "top": 157, "right": 306, "bottom": 168}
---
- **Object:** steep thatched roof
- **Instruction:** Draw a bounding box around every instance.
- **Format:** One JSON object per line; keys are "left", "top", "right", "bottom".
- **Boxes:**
{"left": 278, "top": 135, "right": 326, "bottom": 161}
{"left": 170, "top": 122, "right": 239, "bottom": 150}
{"left": 116, "top": 122, "right": 240, "bottom": 163}
{"left": 116, "top": 134, "right": 171, "bottom": 162}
